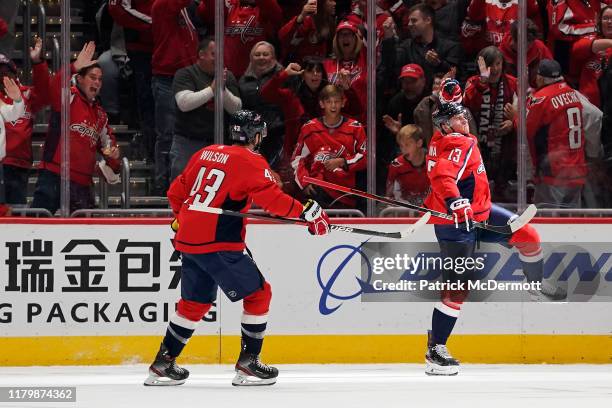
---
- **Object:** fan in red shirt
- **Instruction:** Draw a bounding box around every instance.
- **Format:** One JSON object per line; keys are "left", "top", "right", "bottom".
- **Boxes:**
{"left": 499, "top": 19, "right": 553, "bottom": 89}
{"left": 523, "top": 59, "right": 588, "bottom": 207}
{"left": 547, "top": 0, "right": 600, "bottom": 73}
{"left": 324, "top": 20, "right": 367, "bottom": 123}
{"left": 279, "top": 0, "right": 337, "bottom": 64}
{"left": 569, "top": 6, "right": 612, "bottom": 106}
{"left": 292, "top": 84, "right": 367, "bottom": 208}
{"left": 460, "top": 0, "right": 542, "bottom": 55}
{"left": 386, "top": 124, "right": 429, "bottom": 205}
{"left": 145, "top": 109, "right": 329, "bottom": 387}
{"left": 200, "top": 0, "right": 283, "bottom": 78}
{"left": 0, "top": 38, "right": 50, "bottom": 205}
{"left": 31, "top": 42, "right": 121, "bottom": 214}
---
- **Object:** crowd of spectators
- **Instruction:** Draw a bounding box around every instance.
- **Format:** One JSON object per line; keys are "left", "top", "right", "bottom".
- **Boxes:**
{"left": 1, "top": 0, "right": 612, "bottom": 215}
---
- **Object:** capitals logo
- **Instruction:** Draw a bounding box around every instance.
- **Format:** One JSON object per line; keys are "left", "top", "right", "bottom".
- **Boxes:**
{"left": 70, "top": 123, "right": 100, "bottom": 148}
{"left": 225, "top": 15, "right": 264, "bottom": 44}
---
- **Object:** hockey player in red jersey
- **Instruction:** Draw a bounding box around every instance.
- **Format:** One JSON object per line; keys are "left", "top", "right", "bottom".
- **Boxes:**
{"left": 145, "top": 110, "right": 330, "bottom": 387}
{"left": 291, "top": 84, "right": 367, "bottom": 208}
{"left": 424, "top": 94, "right": 564, "bottom": 376}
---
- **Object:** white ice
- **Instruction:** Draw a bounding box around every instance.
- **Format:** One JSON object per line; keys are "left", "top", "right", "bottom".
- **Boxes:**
{"left": 0, "top": 364, "right": 610, "bottom": 408}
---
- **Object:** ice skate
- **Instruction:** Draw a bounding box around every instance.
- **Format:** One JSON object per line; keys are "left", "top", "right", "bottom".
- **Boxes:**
{"left": 144, "top": 343, "right": 189, "bottom": 386}
{"left": 425, "top": 331, "right": 459, "bottom": 376}
{"left": 232, "top": 351, "right": 278, "bottom": 386}
{"left": 529, "top": 279, "right": 567, "bottom": 302}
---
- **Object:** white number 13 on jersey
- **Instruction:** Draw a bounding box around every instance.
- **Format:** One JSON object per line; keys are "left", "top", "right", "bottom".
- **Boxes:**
{"left": 190, "top": 167, "right": 226, "bottom": 208}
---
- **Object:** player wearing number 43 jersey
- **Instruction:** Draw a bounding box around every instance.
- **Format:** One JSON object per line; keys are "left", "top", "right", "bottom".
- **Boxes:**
{"left": 144, "top": 110, "right": 330, "bottom": 387}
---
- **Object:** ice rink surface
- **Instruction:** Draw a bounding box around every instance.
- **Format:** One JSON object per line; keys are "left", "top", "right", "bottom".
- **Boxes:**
{"left": 0, "top": 364, "right": 610, "bottom": 408}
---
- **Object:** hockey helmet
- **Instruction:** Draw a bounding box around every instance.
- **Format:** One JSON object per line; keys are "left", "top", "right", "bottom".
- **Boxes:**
{"left": 432, "top": 103, "right": 468, "bottom": 131}
{"left": 229, "top": 110, "right": 267, "bottom": 144}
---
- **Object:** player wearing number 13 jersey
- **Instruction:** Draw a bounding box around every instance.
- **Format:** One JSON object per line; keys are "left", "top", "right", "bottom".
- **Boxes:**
{"left": 145, "top": 110, "right": 330, "bottom": 388}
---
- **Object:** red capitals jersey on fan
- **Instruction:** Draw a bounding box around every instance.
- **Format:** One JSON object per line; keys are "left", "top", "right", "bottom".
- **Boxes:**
{"left": 386, "top": 154, "right": 430, "bottom": 206}
{"left": 525, "top": 81, "right": 587, "bottom": 186}
{"left": 424, "top": 131, "right": 491, "bottom": 225}
{"left": 1, "top": 62, "right": 50, "bottom": 169}
{"left": 168, "top": 145, "right": 303, "bottom": 254}
{"left": 570, "top": 35, "right": 603, "bottom": 106}
{"left": 199, "top": 0, "right": 282, "bottom": 77}
{"left": 464, "top": 0, "right": 542, "bottom": 47}
{"left": 548, "top": 0, "right": 599, "bottom": 42}
{"left": 292, "top": 117, "right": 367, "bottom": 205}
{"left": 40, "top": 65, "right": 120, "bottom": 186}
{"left": 323, "top": 52, "right": 367, "bottom": 123}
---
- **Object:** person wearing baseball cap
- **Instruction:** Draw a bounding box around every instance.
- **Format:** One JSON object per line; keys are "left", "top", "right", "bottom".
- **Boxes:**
{"left": 536, "top": 58, "right": 563, "bottom": 81}
{"left": 382, "top": 63, "right": 427, "bottom": 143}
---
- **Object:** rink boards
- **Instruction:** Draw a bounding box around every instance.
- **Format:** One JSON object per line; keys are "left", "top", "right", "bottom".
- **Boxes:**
{"left": 0, "top": 218, "right": 611, "bottom": 365}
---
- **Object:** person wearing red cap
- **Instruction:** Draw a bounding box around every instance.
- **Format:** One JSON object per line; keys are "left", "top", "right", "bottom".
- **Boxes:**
{"left": 323, "top": 20, "right": 367, "bottom": 123}
{"left": 381, "top": 63, "right": 428, "bottom": 176}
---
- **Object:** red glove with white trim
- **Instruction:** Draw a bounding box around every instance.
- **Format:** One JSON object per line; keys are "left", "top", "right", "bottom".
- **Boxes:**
{"left": 301, "top": 199, "right": 330, "bottom": 236}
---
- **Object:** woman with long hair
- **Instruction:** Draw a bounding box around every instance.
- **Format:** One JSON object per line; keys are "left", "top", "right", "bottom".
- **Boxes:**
{"left": 279, "top": 0, "right": 337, "bottom": 64}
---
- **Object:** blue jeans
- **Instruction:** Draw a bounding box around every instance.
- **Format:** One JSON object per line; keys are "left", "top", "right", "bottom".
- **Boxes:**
{"left": 31, "top": 169, "right": 94, "bottom": 215}
{"left": 169, "top": 134, "right": 211, "bottom": 182}
{"left": 151, "top": 75, "right": 175, "bottom": 194}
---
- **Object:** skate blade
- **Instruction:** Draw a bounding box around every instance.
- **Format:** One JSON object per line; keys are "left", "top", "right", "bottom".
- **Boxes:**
{"left": 231, "top": 371, "right": 277, "bottom": 386}
{"left": 144, "top": 373, "right": 186, "bottom": 386}
{"left": 425, "top": 360, "right": 459, "bottom": 376}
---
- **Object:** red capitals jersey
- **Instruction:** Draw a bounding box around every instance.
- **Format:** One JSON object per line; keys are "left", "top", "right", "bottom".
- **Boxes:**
{"left": 324, "top": 52, "right": 367, "bottom": 123}
{"left": 292, "top": 117, "right": 367, "bottom": 205}
{"left": 168, "top": 144, "right": 303, "bottom": 254}
{"left": 40, "top": 65, "right": 120, "bottom": 186}
{"left": 424, "top": 131, "right": 491, "bottom": 225}
{"left": 151, "top": 0, "right": 198, "bottom": 76}
{"left": 464, "top": 0, "right": 542, "bottom": 47}
{"left": 386, "top": 154, "right": 430, "bottom": 206}
{"left": 526, "top": 81, "right": 587, "bottom": 186}
{"left": 1, "top": 62, "right": 50, "bottom": 169}
{"left": 570, "top": 35, "right": 603, "bottom": 106}
{"left": 200, "top": 0, "right": 282, "bottom": 78}
{"left": 548, "top": 0, "right": 599, "bottom": 42}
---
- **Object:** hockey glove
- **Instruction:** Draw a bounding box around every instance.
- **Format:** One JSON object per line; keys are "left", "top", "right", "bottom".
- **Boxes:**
{"left": 301, "top": 199, "right": 331, "bottom": 236}
{"left": 446, "top": 197, "right": 474, "bottom": 231}
{"left": 171, "top": 218, "right": 179, "bottom": 232}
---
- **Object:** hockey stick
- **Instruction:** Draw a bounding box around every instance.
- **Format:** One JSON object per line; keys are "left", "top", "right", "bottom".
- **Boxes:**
{"left": 188, "top": 204, "right": 431, "bottom": 239}
{"left": 302, "top": 176, "right": 537, "bottom": 235}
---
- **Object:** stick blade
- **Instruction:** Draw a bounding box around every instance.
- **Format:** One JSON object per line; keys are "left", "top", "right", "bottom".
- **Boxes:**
{"left": 509, "top": 204, "right": 537, "bottom": 233}
{"left": 399, "top": 212, "right": 431, "bottom": 239}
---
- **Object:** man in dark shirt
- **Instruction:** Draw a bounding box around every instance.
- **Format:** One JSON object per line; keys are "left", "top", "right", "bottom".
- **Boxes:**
{"left": 170, "top": 37, "right": 242, "bottom": 181}
{"left": 380, "top": 3, "right": 461, "bottom": 90}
